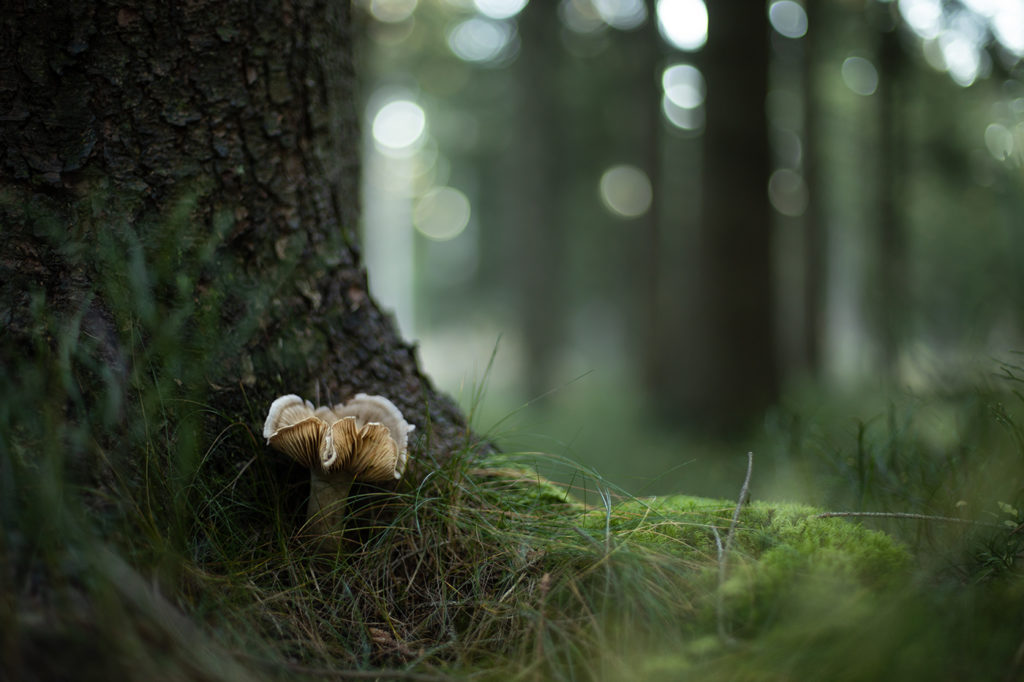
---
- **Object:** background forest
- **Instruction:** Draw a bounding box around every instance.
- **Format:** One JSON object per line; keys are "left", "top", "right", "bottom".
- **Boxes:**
{"left": 355, "top": 0, "right": 1024, "bottom": 501}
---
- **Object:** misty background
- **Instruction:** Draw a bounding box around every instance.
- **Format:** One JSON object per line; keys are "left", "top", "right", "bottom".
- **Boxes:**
{"left": 353, "top": 0, "right": 1024, "bottom": 499}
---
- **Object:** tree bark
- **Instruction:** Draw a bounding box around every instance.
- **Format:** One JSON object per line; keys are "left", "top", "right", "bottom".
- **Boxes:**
{"left": 0, "top": 1, "right": 467, "bottom": 498}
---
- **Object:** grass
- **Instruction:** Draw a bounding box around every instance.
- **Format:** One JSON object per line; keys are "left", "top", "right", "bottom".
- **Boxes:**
{"left": 6, "top": 372, "right": 1021, "bottom": 681}
{"left": 3, "top": 209, "right": 1024, "bottom": 679}
{"left": 5, "top": 322, "right": 1024, "bottom": 681}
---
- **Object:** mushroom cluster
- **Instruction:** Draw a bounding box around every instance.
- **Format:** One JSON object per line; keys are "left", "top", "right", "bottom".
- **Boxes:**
{"left": 263, "top": 393, "right": 414, "bottom": 536}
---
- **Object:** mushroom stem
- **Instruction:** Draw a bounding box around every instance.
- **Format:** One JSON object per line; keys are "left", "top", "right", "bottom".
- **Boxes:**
{"left": 306, "top": 470, "right": 356, "bottom": 536}
{"left": 264, "top": 393, "right": 413, "bottom": 544}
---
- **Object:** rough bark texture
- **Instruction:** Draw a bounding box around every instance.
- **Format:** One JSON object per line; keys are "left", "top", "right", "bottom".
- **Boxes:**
{"left": 0, "top": 1, "right": 468, "bottom": 488}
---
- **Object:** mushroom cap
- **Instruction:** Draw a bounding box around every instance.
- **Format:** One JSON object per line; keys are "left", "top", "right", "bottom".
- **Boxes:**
{"left": 325, "top": 416, "right": 406, "bottom": 481}
{"left": 263, "top": 393, "right": 413, "bottom": 481}
{"left": 264, "top": 395, "right": 331, "bottom": 469}
{"left": 263, "top": 394, "right": 315, "bottom": 441}
{"left": 330, "top": 393, "right": 413, "bottom": 480}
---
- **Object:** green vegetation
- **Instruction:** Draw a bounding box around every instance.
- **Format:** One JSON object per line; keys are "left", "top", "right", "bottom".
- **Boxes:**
{"left": 3, "top": 200, "right": 1024, "bottom": 681}
{"left": 4, "top": 297, "right": 1024, "bottom": 680}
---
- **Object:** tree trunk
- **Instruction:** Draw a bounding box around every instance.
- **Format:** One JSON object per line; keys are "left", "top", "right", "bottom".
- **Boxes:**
{"left": 874, "top": 6, "right": 907, "bottom": 374}
{"left": 1, "top": 1, "right": 467, "bottom": 501}
{"left": 801, "top": 0, "right": 825, "bottom": 377}
{"left": 667, "top": 6, "right": 779, "bottom": 432}
{"left": 637, "top": 1, "right": 667, "bottom": 398}
{"left": 509, "top": 1, "right": 567, "bottom": 400}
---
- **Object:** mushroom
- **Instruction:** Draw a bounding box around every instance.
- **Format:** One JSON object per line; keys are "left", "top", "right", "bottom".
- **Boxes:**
{"left": 263, "top": 393, "right": 414, "bottom": 536}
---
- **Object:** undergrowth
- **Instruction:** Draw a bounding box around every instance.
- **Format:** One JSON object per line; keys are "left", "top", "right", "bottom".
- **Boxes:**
{"left": 3, "top": 198, "right": 1024, "bottom": 680}
{"left": 762, "top": 367, "right": 1024, "bottom": 578}
{"left": 5, "top": 376, "right": 1023, "bottom": 682}
{"left": 5, "top": 375, "right": 1024, "bottom": 682}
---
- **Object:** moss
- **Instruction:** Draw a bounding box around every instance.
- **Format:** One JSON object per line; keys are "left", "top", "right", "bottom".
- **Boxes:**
{"left": 471, "top": 455, "right": 579, "bottom": 509}
{"left": 474, "top": 461, "right": 911, "bottom": 592}
{"left": 588, "top": 495, "right": 909, "bottom": 573}
{"left": 437, "top": 469, "right": 914, "bottom": 679}
{"left": 558, "top": 490, "right": 911, "bottom": 648}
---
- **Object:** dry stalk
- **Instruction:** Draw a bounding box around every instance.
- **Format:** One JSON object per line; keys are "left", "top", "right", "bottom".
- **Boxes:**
{"left": 715, "top": 451, "right": 754, "bottom": 644}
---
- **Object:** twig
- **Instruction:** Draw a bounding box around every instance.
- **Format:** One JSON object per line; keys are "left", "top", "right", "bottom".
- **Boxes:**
{"left": 599, "top": 486, "right": 613, "bottom": 555}
{"left": 814, "top": 511, "right": 1003, "bottom": 528}
{"left": 711, "top": 524, "right": 724, "bottom": 613}
{"left": 724, "top": 452, "right": 754, "bottom": 559}
{"left": 716, "top": 451, "right": 753, "bottom": 644}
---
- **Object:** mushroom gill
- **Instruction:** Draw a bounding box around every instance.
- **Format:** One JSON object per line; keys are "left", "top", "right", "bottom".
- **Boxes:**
{"left": 263, "top": 393, "right": 414, "bottom": 538}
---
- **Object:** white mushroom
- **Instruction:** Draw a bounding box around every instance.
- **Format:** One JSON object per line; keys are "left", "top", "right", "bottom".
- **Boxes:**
{"left": 263, "top": 393, "right": 414, "bottom": 536}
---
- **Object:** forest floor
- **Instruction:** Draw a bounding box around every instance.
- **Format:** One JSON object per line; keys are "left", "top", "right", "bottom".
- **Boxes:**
{"left": 4, "top": 373, "right": 1024, "bottom": 681}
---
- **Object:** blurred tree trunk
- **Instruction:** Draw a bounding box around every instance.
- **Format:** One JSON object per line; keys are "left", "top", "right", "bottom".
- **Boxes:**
{"left": 875, "top": 5, "right": 907, "bottom": 373}
{"left": 638, "top": 4, "right": 667, "bottom": 397}
{"left": 801, "top": 0, "right": 825, "bottom": 376}
{"left": 510, "top": 1, "right": 567, "bottom": 399}
{"left": 0, "top": 0, "right": 467, "bottom": 486}
{"left": 666, "top": 6, "right": 779, "bottom": 431}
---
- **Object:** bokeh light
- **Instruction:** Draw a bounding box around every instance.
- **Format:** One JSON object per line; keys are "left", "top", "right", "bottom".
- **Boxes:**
{"left": 368, "top": 0, "right": 418, "bottom": 23}
{"left": 661, "top": 63, "right": 705, "bottom": 131}
{"left": 956, "top": 0, "right": 1024, "bottom": 58}
{"left": 599, "top": 165, "right": 653, "bottom": 218}
{"left": 984, "top": 122, "right": 1014, "bottom": 160}
{"left": 656, "top": 0, "right": 708, "bottom": 52}
{"left": 371, "top": 99, "right": 427, "bottom": 155}
{"left": 474, "top": 0, "right": 528, "bottom": 20}
{"left": 773, "top": 128, "right": 803, "bottom": 168}
{"left": 559, "top": 0, "right": 606, "bottom": 34}
{"left": 662, "top": 63, "right": 705, "bottom": 108}
{"left": 841, "top": 56, "right": 879, "bottom": 96}
{"left": 898, "top": 0, "right": 1021, "bottom": 88}
{"left": 593, "top": 0, "right": 648, "bottom": 30}
{"left": 767, "top": 168, "right": 808, "bottom": 217}
{"left": 939, "top": 28, "right": 984, "bottom": 87}
{"left": 899, "top": 0, "right": 943, "bottom": 40}
{"left": 768, "top": 0, "right": 808, "bottom": 39}
{"left": 414, "top": 186, "right": 472, "bottom": 241}
{"left": 448, "top": 17, "right": 519, "bottom": 65}
{"left": 991, "top": 4, "right": 1024, "bottom": 56}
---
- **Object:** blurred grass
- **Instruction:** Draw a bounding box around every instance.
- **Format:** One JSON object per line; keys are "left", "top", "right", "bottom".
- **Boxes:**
{"left": 470, "top": 363, "right": 1024, "bottom": 538}
{"left": 6, "top": 354, "right": 1024, "bottom": 681}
